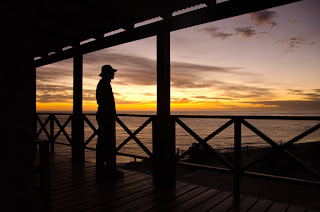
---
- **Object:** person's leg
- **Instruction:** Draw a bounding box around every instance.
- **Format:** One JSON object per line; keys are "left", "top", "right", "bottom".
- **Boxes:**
{"left": 104, "top": 119, "right": 123, "bottom": 177}
{"left": 96, "top": 125, "right": 106, "bottom": 170}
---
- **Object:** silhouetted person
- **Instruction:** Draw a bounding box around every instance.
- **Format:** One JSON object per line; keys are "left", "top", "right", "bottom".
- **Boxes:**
{"left": 96, "top": 65, "right": 123, "bottom": 178}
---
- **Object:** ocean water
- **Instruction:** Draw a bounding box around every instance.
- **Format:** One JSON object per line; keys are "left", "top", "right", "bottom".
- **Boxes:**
{"left": 37, "top": 111, "right": 320, "bottom": 164}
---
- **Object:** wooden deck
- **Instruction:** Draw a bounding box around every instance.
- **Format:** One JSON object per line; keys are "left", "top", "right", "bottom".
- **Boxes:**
{"left": 33, "top": 155, "right": 318, "bottom": 212}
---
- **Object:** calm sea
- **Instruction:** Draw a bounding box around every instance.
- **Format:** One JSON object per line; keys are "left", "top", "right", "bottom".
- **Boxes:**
{"left": 37, "top": 111, "right": 320, "bottom": 164}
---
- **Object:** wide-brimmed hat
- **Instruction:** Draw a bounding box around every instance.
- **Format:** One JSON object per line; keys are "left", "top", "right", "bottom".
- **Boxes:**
{"left": 99, "top": 65, "right": 117, "bottom": 76}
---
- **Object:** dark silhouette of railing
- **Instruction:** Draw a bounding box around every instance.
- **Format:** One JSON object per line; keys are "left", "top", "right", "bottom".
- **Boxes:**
{"left": 36, "top": 112, "right": 320, "bottom": 197}
{"left": 36, "top": 113, "right": 154, "bottom": 161}
{"left": 173, "top": 114, "right": 320, "bottom": 197}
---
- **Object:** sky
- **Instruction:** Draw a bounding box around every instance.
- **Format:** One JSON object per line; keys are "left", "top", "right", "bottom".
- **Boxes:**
{"left": 36, "top": 0, "right": 320, "bottom": 112}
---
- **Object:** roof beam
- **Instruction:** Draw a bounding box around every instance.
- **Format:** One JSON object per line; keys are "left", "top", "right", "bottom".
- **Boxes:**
{"left": 34, "top": 0, "right": 300, "bottom": 67}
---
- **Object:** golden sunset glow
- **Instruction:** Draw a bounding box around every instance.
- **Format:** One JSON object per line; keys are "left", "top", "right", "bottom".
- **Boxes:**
{"left": 36, "top": 0, "right": 320, "bottom": 113}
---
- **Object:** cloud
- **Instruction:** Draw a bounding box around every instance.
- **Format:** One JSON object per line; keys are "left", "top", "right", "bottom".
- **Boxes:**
{"left": 36, "top": 50, "right": 269, "bottom": 105}
{"left": 84, "top": 50, "right": 247, "bottom": 89}
{"left": 211, "top": 32, "right": 235, "bottom": 40}
{"left": 201, "top": 26, "right": 267, "bottom": 40}
{"left": 84, "top": 50, "right": 157, "bottom": 86}
{"left": 250, "top": 10, "right": 278, "bottom": 28}
{"left": 171, "top": 98, "right": 192, "bottom": 104}
{"left": 201, "top": 26, "right": 219, "bottom": 34}
{"left": 288, "top": 88, "right": 320, "bottom": 101}
{"left": 200, "top": 26, "right": 236, "bottom": 40}
{"left": 218, "top": 84, "right": 274, "bottom": 99}
{"left": 308, "top": 42, "right": 316, "bottom": 46}
{"left": 193, "top": 96, "right": 233, "bottom": 100}
{"left": 36, "top": 59, "right": 73, "bottom": 85}
{"left": 281, "top": 37, "right": 316, "bottom": 53}
{"left": 288, "top": 37, "right": 304, "bottom": 48}
{"left": 142, "top": 93, "right": 156, "bottom": 96}
{"left": 288, "top": 19, "right": 297, "bottom": 24}
{"left": 234, "top": 27, "right": 267, "bottom": 38}
{"left": 235, "top": 27, "right": 257, "bottom": 38}
{"left": 246, "top": 89, "right": 320, "bottom": 110}
{"left": 246, "top": 101, "right": 320, "bottom": 111}
{"left": 171, "top": 78, "right": 216, "bottom": 89}
{"left": 172, "top": 61, "right": 242, "bottom": 74}
{"left": 36, "top": 83, "right": 97, "bottom": 103}
{"left": 115, "top": 99, "right": 147, "bottom": 105}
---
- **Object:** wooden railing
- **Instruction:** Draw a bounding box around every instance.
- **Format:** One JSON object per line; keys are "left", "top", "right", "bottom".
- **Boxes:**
{"left": 173, "top": 114, "right": 320, "bottom": 196}
{"left": 36, "top": 113, "right": 154, "bottom": 161}
{"left": 36, "top": 113, "right": 320, "bottom": 195}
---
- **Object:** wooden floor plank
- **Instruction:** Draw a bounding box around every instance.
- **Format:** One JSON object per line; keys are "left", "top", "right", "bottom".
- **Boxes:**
{"left": 53, "top": 177, "right": 155, "bottom": 212}
{"left": 144, "top": 184, "right": 200, "bottom": 211}
{"left": 188, "top": 191, "right": 232, "bottom": 212}
{"left": 50, "top": 173, "right": 151, "bottom": 207}
{"left": 173, "top": 188, "right": 221, "bottom": 212}
{"left": 207, "top": 195, "right": 245, "bottom": 212}
{"left": 32, "top": 154, "right": 315, "bottom": 212}
{"left": 248, "top": 199, "right": 273, "bottom": 211}
{"left": 286, "top": 205, "right": 307, "bottom": 212}
{"left": 268, "top": 202, "right": 290, "bottom": 212}
{"left": 168, "top": 186, "right": 209, "bottom": 208}
{"left": 50, "top": 175, "right": 153, "bottom": 210}
{"left": 228, "top": 196, "right": 259, "bottom": 212}
{"left": 50, "top": 173, "right": 142, "bottom": 201}
{"left": 105, "top": 187, "right": 156, "bottom": 210}
{"left": 50, "top": 169, "right": 137, "bottom": 194}
{"left": 122, "top": 182, "right": 189, "bottom": 212}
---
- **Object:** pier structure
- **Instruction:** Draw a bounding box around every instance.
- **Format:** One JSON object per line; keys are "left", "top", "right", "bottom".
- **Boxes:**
{"left": 5, "top": 0, "right": 314, "bottom": 210}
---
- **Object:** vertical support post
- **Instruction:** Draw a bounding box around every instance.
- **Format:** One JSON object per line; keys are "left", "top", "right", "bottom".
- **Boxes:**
{"left": 72, "top": 47, "right": 85, "bottom": 162}
{"left": 153, "top": 27, "right": 176, "bottom": 187}
{"left": 233, "top": 118, "right": 242, "bottom": 199}
{"left": 33, "top": 66, "right": 37, "bottom": 140}
{"left": 50, "top": 114, "right": 55, "bottom": 153}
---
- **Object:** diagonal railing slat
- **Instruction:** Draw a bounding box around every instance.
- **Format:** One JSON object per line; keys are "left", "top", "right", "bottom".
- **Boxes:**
{"left": 83, "top": 115, "right": 98, "bottom": 132}
{"left": 84, "top": 132, "right": 97, "bottom": 147}
{"left": 175, "top": 117, "right": 203, "bottom": 142}
{"left": 116, "top": 116, "right": 153, "bottom": 158}
{"left": 175, "top": 117, "right": 234, "bottom": 170}
{"left": 242, "top": 119, "right": 320, "bottom": 180}
{"left": 53, "top": 115, "right": 72, "bottom": 144}
{"left": 36, "top": 114, "right": 50, "bottom": 139}
{"left": 242, "top": 122, "right": 320, "bottom": 172}
{"left": 203, "top": 119, "right": 234, "bottom": 143}
{"left": 176, "top": 118, "right": 233, "bottom": 160}
{"left": 282, "top": 123, "right": 320, "bottom": 149}
{"left": 83, "top": 115, "right": 98, "bottom": 147}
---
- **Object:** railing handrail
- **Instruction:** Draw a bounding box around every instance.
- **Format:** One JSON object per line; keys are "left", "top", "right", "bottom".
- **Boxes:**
{"left": 173, "top": 114, "right": 320, "bottom": 120}
{"left": 37, "top": 112, "right": 156, "bottom": 118}
{"left": 37, "top": 112, "right": 320, "bottom": 120}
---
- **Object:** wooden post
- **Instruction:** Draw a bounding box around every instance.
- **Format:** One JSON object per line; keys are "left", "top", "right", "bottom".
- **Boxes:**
{"left": 33, "top": 66, "right": 37, "bottom": 140}
{"left": 72, "top": 47, "right": 85, "bottom": 162}
{"left": 233, "top": 118, "right": 242, "bottom": 199}
{"left": 153, "top": 27, "right": 176, "bottom": 187}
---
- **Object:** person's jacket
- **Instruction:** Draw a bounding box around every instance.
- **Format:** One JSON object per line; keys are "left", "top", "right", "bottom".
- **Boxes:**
{"left": 96, "top": 78, "right": 116, "bottom": 118}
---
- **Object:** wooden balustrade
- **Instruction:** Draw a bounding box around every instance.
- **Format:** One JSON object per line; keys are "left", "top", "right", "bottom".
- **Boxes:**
{"left": 35, "top": 112, "right": 320, "bottom": 197}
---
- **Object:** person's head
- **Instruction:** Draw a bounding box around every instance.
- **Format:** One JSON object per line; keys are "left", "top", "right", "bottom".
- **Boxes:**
{"left": 99, "top": 65, "right": 117, "bottom": 80}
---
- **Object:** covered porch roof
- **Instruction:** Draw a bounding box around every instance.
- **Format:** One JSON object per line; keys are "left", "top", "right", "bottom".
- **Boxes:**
{"left": 33, "top": 0, "right": 300, "bottom": 67}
